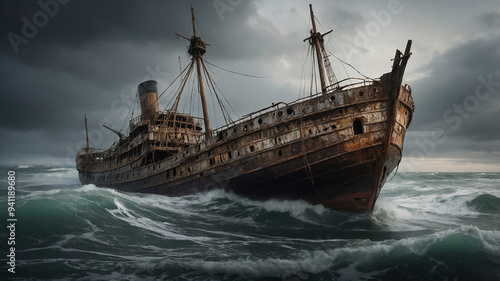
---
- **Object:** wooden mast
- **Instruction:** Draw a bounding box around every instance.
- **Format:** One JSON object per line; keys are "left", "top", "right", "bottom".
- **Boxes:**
{"left": 84, "top": 114, "right": 90, "bottom": 153}
{"left": 307, "top": 4, "right": 327, "bottom": 94}
{"left": 175, "top": 7, "right": 212, "bottom": 139}
{"left": 192, "top": 7, "right": 211, "bottom": 139}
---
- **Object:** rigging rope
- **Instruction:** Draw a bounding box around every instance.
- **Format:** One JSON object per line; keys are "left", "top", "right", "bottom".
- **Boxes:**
{"left": 327, "top": 50, "right": 376, "bottom": 81}
{"left": 203, "top": 59, "right": 268, "bottom": 79}
{"left": 202, "top": 59, "right": 240, "bottom": 121}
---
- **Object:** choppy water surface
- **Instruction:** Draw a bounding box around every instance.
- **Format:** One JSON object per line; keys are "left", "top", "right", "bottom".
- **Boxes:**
{"left": 1, "top": 165, "right": 499, "bottom": 280}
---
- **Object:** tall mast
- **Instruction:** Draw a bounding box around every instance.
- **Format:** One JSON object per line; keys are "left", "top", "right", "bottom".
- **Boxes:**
{"left": 176, "top": 7, "right": 211, "bottom": 139}
{"left": 84, "top": 114, "right": 90, "bottom": 153}
{"left": 309, "top": 4, "right": 326, "bottom": 94}
{"left": 192, "top": 7, "right": 211, "bottom": 139}
{"left": 304, "top": 4, "right": 335, "bottom": 94}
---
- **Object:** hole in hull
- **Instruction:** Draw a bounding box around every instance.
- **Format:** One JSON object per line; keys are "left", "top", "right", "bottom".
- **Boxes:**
{"left": 353, "top": 118, "right": 363, "bottom": 135}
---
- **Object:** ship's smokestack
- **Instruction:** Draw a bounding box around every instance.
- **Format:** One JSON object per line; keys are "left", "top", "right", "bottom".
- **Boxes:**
{"left": 137, "top": 80, "right": 159, "bottom": 124}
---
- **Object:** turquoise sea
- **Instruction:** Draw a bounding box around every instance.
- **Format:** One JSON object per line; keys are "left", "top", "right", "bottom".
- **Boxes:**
{"left": 1, "top": 165, "right": 499, "bottom": 280}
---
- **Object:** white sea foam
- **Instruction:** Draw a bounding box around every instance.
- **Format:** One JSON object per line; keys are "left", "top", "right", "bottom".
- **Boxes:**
{"left": 193, "top": 189, "right": 325, "bottom": 217}
{"left": 47, "top": 167, "right": 74, "bottom": 172}
{"left": 107, "top": 198, "right": 211, "bottom": 242}
{"left": 20, "top": 167, "right": 79, "bottom": 187}
{"left": 23, "top": 188, "right": 61, "bottom": 200}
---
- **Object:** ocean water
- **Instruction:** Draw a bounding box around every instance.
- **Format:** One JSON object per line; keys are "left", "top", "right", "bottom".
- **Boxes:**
{"left": 1, "top": 165, "right": 500, "bottom": 280}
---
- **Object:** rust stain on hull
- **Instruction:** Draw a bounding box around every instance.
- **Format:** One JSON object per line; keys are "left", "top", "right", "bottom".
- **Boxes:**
{"left": 77, "top": 82, "right": 413, "bottom": 213}
{"left": 75, "top": 7, "right": 414, "bottom": 213}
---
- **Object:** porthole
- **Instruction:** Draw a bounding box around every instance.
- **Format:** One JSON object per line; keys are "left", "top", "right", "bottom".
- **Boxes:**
{"left": 359, "top": 91, "right": 364, "bottom": 97}
{"left": 277, "top": 111, "right": 283, "bottom": 117}
{"left": 258, "top": 118, "right": 263, "bottom": 124}
{"left": 287, "top": 108, "right": 294, "bottom": 115}
{"left": 330, "top": 95, "right": 335, "bottom": 101}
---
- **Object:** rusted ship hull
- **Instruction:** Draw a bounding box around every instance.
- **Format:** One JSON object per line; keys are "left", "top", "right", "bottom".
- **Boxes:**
{"left": 77, "top": 78, "right": 413, "bottom": 213}
{"left": 76, "top": 7, "right": 413, "bottom": 213}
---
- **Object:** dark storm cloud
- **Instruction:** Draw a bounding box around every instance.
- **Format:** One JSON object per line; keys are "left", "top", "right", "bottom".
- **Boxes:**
{"left": 0, "top": 0, "right": 286, "bottom": 164}
{"left": 481, "top": 10, "right": 500, "bottom": 27}
{"left": 409, "top": 35, "right": 500, "bottom": 139}
{"left": 402, "top": 29, "right": 500, "bottom": 168}
{"left": 0, "top": 0, "right": 499, "bottom": 170}
{"left": 1, "top": 1, "right": 248, "bottom": 51}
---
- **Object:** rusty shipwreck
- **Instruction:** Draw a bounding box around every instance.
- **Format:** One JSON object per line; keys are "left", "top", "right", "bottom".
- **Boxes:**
{"left": 76, "top": 5, "right": 414, "bottom": 213}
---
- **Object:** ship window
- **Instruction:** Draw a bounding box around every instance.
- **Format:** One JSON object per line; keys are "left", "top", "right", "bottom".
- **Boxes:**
{"left": 338, "top": 109, "right": 343, "bottom": 114}
{"left": 331, "top": 124, "right": 337, "bottom": 130}
{"left": 359, "top": 91, "right": 364, "bottom": 97}
{"left": 243, "top": 125, "right": 248, "bottom": 132}
{"left": 228, "top": 151, "right": 232, "bottom": 159}
{"left": 278, "top": 111, "right": 283, "bottom": 117}
{"left": 330, "top": 95, "right": 335, "bottom": 101}
{"left": 250, "top": 145, "right": 255, "bottom": 152}
{"left": 353, "top": 118, "right": 363, "bottom": 135}
{"left": 218, "top": 132, "right": 223, "bottom": 140}
{"left": 258, "top": 118, "right": 263, "bottom": 124}
{"left": 278, "top": 150, "right": 283, "bottom": 157}
{"left": 287, "top": 108, "right": 294, "bottom": 115}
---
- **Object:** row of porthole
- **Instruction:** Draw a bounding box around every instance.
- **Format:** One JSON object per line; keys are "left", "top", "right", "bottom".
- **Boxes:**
{"left": 328, "top": 87, "right": 378, "bottom": 102}
{"left": 222, "top": 87, "right": 377, "bottom": 140}
{"left": 218, "top": 107, "right": 296, "bottom": 140}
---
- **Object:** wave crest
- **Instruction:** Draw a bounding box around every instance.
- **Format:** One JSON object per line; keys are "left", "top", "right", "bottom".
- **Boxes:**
{"left": 467, "top": 194, "right": 500, "bottom": 214}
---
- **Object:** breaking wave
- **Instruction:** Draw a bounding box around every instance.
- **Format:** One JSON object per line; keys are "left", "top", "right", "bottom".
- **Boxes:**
{"left": 3, "top": 166, "right": 500, "bottom": 280}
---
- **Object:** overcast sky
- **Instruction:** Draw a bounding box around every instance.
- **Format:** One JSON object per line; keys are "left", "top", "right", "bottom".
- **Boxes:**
{"left": 1, "top": 0, "right": 499, "bottom": 172}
